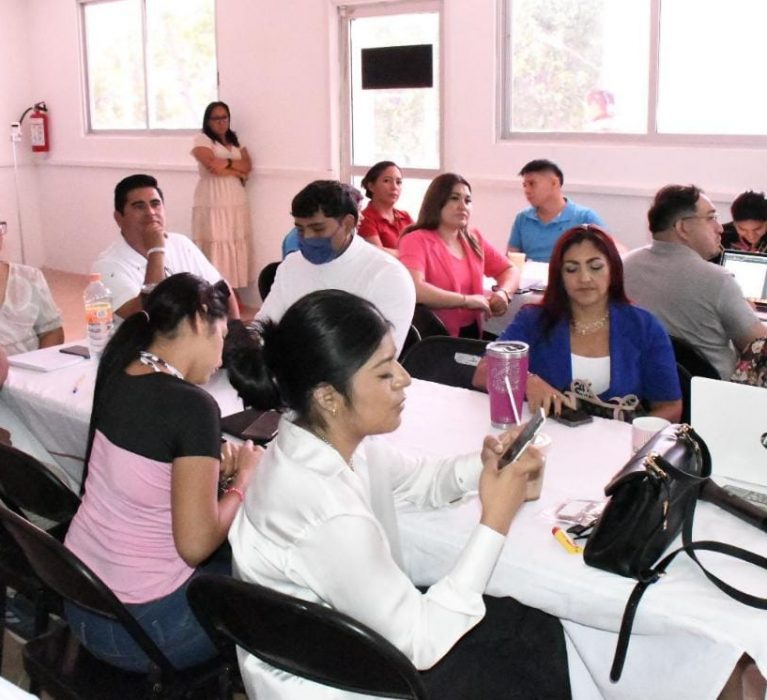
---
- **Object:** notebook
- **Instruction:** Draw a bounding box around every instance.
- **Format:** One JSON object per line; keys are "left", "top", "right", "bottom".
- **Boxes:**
{"left": 7, "top": 346, "right": 87, "bottom": 372}
{"left": 691, "top": 377, "right": 767, "bottom": 507}
{"left": 720, "top": 250, "right": 767, "bottom": 319}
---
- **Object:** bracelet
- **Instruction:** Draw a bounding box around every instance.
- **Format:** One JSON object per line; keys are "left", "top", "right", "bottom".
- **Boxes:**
{"left": 146, "top": 247, "right": 165, "bottom": 256}
{"left": 492, "top": 286, "right": 511, "bottom": 303}
{"left": 224, "top": 486, "right": 244, "bottom": 503}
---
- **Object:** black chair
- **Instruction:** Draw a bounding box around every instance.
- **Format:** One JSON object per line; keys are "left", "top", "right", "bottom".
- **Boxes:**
{"left": 676, "top": 362, "right": 694, "bottom": 423}
{"left": 401, "top": 336, "right": 488, "bottom": 391}
{"left": 669, "top": 336, "right": 721, "bottom": 380}
{"left": 399, "top": 325, "right": 421, "bottom": 361}
{"left": 0, "top": 504, "right": 231, "bottom": 700}
{"left": 411, "top": 305, "right": 449, "bottom": 339}
{"left": 257, "top": 261, "right": 280, "bottom": 301}
{"left": 187, "top": 574, "right": 428, "bottom": 699}
{"left": 0, "top": 443, "right": 81, "bottom": 681}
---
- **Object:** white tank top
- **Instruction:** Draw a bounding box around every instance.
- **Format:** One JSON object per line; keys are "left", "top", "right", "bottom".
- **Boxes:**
{"left": 570, "top": 354, "right": 611, "bottom": 395}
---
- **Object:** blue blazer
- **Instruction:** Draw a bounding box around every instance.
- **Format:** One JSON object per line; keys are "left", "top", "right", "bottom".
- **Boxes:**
{"left": 499, "top": 302, "right": 681, "bottom": 403}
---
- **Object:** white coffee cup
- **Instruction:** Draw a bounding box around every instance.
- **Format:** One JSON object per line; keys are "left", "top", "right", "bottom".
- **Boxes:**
{"left": 631, "top": 416, "right": 670, "bottom": 453}
{"left": 525, "top": 432, "right": 552, "bottom": 501}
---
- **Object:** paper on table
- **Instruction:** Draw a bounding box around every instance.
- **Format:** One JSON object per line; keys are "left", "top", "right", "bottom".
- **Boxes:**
{"left": 8, "top": 346, "right": 88, "bottom": 372}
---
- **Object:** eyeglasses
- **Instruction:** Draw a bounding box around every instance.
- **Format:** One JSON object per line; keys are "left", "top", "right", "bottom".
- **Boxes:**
{"left": 679, "top": 213, "right": 719, "bottom": 224}
{"left": 209, "top": 116, "right": 229, "bottom": 122}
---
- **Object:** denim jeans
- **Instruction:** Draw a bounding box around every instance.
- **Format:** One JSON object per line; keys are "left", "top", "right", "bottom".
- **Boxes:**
{"left": 65, "top": 553, "right": 229, "bottom": 673}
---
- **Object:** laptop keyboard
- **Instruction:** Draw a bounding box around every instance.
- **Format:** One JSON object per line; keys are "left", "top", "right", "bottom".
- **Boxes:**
{"left": 723, "top": 485, "right": 767, "bottom": 511}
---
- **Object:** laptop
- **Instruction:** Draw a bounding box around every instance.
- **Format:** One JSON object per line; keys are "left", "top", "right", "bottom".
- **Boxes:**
{"left": 691, "top": 377, "right": 767, "bottom": 508}
{"left": 720, "top": 249, "right": 767, "bottom": 320}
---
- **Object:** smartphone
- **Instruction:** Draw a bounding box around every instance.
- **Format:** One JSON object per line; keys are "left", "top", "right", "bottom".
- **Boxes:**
{"left": 241, "top": 411, "right": 281, "bottom": 442}
{"left": 59, "top": 345, "right": 91, "bottom": 359}
{"left": 553, "top": 406, "right": 593, "bottom": 428}
{"left": 498, "top": 407, "right": 546, "bottom": 468}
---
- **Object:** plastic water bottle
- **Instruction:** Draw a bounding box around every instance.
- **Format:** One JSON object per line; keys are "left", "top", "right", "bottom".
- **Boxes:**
{"left": 84, "top": 273, "right": 113, "bottom": 359}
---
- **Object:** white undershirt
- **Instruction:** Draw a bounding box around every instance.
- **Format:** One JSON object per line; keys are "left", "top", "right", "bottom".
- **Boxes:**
{"left": 571, "top": 353, "right": 611, "bottom": 394}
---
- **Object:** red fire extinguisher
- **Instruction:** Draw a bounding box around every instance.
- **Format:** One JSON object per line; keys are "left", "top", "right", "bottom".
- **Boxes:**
{"left": 19, "top": 102, "right": 50, "bottom": 153}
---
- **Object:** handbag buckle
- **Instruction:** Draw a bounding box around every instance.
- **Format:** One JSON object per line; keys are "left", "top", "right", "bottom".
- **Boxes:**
{"left": 644, "top": 453, "right": 668, "bottom": 479}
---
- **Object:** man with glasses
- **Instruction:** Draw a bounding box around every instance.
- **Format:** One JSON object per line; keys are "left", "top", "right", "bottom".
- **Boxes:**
{"left": 623, "top": 184, "right": 766, "bottom": 378}
{"left": 93, "top": 174, "right": 239, "bottom": 321}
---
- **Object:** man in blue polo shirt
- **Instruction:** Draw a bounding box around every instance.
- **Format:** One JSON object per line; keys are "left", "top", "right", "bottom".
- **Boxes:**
{"left": 507, "top": 159, "right": 605, "bottom": 262}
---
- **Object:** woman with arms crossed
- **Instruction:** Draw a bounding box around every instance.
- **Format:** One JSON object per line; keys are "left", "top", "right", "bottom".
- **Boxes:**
{"left": 64, "top": 273, "right": 259, "bottom": 671}
{"left": 399, "top": 173, "right": 519, "bottom": 338}
{"left": 475, "top": 225, "right": 682, "bottom": 421}
{"left": 191, "top": 101, "right": 254, "bottom": 290}
{"left": 225, "top": 289, "right": 570, "bottom": 699}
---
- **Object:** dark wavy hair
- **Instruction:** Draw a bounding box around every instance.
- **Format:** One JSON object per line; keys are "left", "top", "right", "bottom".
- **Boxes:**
{"left": 225, "top": 290, "right": 390, "bottom": 429}
{"left": 647, "top": 185, "right": 702, "bottom": 235}
{"left": 291, "top": 180, "right": 362, "bottom": 225}
{"left": 538, "top": 225, "right": 629, "bottom": 332}
{"left": 403, "top": 173, "right": 482, "bottom": 258}
{"left": 361, "top": 161, "right": 402, "bottom": 199}
{"left": 731, "top": 190, "right": 767, "bottom": 223}
{"left": 81, "top": 273, "right": 230, "bottom": 493}
{"left": 201, "top": 101, "right": 240, "bottom": 148}
{"left": 114, "top": 174, "right": 163, "bottom": 214}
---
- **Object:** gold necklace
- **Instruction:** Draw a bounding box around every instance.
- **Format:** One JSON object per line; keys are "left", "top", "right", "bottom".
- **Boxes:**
{"left": 571, "top": 312, "right": 609, "bottom": 336}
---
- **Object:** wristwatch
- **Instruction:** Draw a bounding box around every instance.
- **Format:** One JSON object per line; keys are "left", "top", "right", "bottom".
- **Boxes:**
{"left": 492, "top": 285, "right": 511, "bottom": 303}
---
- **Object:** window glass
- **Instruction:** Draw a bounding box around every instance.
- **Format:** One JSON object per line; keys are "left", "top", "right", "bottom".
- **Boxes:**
{"left": 350, "top": 13, "right": 440, "bottom": 168}
{"left": 657, "top": 0, "right": 767, "bottom": 135}
{"left": 82, "top": 0, "right": 217, "bottom": 131}
{"left": 505, "top": 0, "right": 649, "bottom": 134}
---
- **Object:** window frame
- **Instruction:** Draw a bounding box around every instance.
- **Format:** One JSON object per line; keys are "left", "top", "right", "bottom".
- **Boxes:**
{"left": 498, "top": 0, "right": 767, "bottom": 146}
{"left": 78, "top": 0, "right": 219, "bottom": 135}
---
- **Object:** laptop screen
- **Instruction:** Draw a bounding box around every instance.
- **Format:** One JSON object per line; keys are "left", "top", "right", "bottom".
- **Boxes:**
{"left": 720, "top": 250, "right": 767, "bottom": 304}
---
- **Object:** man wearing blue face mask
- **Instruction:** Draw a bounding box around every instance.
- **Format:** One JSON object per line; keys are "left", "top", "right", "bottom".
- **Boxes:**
{"left": 255, "top": 180, "right": 416, "bottom": 355}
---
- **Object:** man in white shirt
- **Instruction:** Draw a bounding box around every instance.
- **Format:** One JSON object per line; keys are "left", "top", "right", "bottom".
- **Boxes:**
{"left": 93, "top": 174, "right": 239, "bottom": 320}
{"left": 623, "top": 184, "right": 766, "bottom": 378}
{"left": 257, "top": 181, "right": 416, "bottom": 354}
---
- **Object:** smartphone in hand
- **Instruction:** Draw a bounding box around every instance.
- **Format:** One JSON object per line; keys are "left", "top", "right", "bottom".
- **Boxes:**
{"left": 498, "top": 407, "right": 546, "bottom": 468}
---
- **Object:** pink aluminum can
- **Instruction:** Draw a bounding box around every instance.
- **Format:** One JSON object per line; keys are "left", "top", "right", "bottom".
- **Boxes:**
{"left": 486, "top": 341, "right": 529, "bottom": 429}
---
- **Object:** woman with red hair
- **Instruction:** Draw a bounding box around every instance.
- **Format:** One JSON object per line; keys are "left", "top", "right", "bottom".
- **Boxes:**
{"left": 475, "top": 225, "right": 682, "bottom": 421}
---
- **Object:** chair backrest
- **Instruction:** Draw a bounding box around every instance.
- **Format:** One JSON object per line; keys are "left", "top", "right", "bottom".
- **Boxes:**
{"left": 0, "top": 443, "right": 80, "bottom": 523}
{"left": 258, "top": 262, "right": 281, "bottom": 301}
{"left": 676, "top": 362, "right": 694, "bottom": 424}
{"left": 0, "top": 504, "right": 176, "bottom": 674}
{"left": 669, "top": 336, "right": 721, "bottom": 380}
{"left": 187, "top": 574, "right": 428, "bottom": 700}
{"left": 401, "top": 336, "right": 488, "bottom": 390}
{"left": 399, "top": 325, "right": 421, "bottom": 361}
{"left": 411, "top": 305, "right": 448, "bottom": 339}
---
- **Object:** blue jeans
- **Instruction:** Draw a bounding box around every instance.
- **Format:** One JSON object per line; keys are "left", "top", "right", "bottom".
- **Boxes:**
{"left": 65, "top": 554, "right": 229, "bottom": 673}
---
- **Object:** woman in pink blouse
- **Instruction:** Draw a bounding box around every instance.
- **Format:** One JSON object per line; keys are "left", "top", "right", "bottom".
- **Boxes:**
{"left": 399, "top": 173, "right": 519, "bottom": 337}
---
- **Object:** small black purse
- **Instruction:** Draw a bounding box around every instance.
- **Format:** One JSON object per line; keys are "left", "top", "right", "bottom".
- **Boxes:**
{"left": 583, "top": 423, "right": 767, "bottom": 682}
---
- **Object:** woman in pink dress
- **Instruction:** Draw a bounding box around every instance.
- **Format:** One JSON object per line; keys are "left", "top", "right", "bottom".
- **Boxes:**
{"left": 399, "top": 173, "right": 519, "bottom": 338}
{"left": 191, "top": 101, "right": 254, "bottom": 289}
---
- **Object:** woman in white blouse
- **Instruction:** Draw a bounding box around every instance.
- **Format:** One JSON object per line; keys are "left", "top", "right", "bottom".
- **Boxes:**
{"left": 0, "top": 220, "right": 63, "bottom": 355}
{"left": 191, "top": 101, "right": 253, "bottom": 290}
{"left": 225, "top": 289, "right": 570, "bottom": 699}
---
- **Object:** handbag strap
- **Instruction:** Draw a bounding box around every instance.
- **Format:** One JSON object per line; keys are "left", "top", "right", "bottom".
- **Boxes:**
{"left": 609, "top": 491, "right": 767, "bottom": 682}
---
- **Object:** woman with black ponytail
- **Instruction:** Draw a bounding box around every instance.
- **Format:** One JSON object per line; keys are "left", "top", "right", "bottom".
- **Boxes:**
{"left": 226, "top": 289, "right": 570, "bottom": 700}
{"left": 64, "top": 273, "right": 260, "bottom": 672}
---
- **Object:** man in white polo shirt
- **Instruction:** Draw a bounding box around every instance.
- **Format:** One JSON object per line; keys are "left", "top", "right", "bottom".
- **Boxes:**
{"left": 93, "top": 174, "right": 239, "bottom": 320}
{"left": 257, "top": 180, "right": 415, "bottom": 355}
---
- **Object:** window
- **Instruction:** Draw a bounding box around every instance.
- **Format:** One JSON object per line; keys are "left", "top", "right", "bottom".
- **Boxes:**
{"left": 80, "top": 0, "right": 217, "bottom": 131}
{"left": 502, "top": 0, "right": 767, "bottom": 138}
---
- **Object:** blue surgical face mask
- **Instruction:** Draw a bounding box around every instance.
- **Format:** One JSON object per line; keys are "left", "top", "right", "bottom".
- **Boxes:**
{"left": 298, "top": 235, "right": 338, "bottom": 265}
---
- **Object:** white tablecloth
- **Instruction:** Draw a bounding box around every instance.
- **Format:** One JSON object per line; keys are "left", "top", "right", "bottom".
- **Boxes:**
{"left": 386, "top": 380, "right": 767, "bottom": 699}
{"left": 4, "top": 348, "right": 766, "bottom": 698}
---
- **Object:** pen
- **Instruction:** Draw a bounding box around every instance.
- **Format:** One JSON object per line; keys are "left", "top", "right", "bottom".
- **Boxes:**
{"left": 72, "top": 374, "right": 86, "bottom": 394}
{"left": 552, "top": 526, "right": 583, "bottom": 555}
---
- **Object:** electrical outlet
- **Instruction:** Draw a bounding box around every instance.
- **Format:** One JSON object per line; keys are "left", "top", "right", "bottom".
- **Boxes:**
{"left": 10, "top": 122, "right": 21, "bottom": 143}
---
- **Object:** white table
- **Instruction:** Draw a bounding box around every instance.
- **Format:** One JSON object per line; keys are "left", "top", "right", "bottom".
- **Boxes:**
{"left": 386, "top": 379, "right": 767, "bottom": 699}
{"left": 5, "top": 349, "right": 767, "bottom": 698}
{"left": 484, "top": 261, "right": 548, "bottom": 336}
{"left": 2, "top": 346, "right": 244, "bottom": 489}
